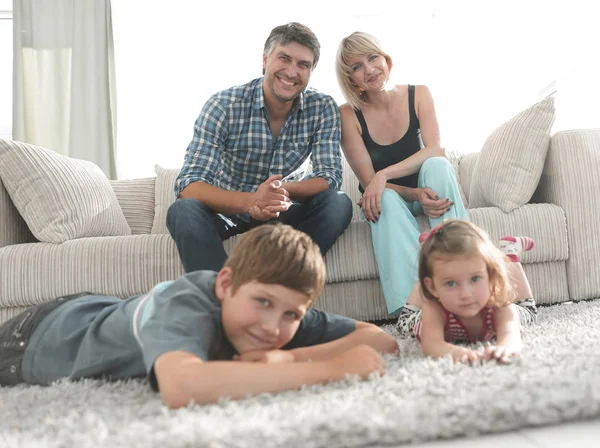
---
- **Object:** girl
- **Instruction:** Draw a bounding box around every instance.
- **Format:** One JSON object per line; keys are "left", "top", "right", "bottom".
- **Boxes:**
{"left": 335, "top": 32, "right": 468, "bottom": 315}
{"left": 396, "top": 220, "right": 537, "bottom": 364}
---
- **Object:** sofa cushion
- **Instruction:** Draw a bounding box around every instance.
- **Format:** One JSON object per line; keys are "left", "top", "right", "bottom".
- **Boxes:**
{"left": 468, "top": 97, "right": 555, "bottom": 212}
{"left": 151, "top": 165, "right": 179, "bottom": 234}
{"left": 457, "top": 152, "right": 479, "bottom": 205}
{"left": 0, "top": 234, "right": 182, "bottom": 307}
{"left": 110, "top": 177, "right": 156, "bottom": 235}
{"left": 0, "top": 177, "right": 36, "bottom": 248}
{"left": 0, "top": 140, "right": 131, "bottom": 243}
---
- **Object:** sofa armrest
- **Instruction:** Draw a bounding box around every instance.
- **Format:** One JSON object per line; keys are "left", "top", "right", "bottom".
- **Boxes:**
{"left": 0, "top": 177, "right": 35, "bottom": 248}
{"left": 532, "top": 129, "right": 600, "bottom": 300}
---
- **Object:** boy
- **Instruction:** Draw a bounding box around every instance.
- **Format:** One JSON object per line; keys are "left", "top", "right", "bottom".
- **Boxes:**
{"left": 0, "top": 224, "right": 399, "bottom": 408}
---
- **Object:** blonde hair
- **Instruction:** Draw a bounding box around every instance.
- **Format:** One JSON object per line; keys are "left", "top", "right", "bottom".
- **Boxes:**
{"left": 224, "top": 224, "right": 326, "bottom": 305}
{"left": 418, "top": 220, "right": 516, "bottom": 307}
{"left": 335, "top": 31, "right": 393, "bottom": 109}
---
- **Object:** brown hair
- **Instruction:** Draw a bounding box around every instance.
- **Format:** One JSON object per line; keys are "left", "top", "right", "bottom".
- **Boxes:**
{"left": 263, "top": 22, "right": 320, "bottom": 73}
{"left": 335, "top": 31, "right": 393, "bottom": 109}
{"left": 224, "top": 224, "right": 326, "bottom": 305}
{"left": 418, "top": 220, "right": 516, "bottom": 307}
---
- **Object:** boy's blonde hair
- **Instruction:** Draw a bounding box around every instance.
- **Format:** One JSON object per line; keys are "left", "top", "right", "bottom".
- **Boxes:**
{"left": 418, "top": 220, "right": 516, "bottom": 307}
{"left": 224, "top": 224, "right": 326, "bottom": 305}
{"left": 335, "top": 31, "right": 393, "bottom": 110}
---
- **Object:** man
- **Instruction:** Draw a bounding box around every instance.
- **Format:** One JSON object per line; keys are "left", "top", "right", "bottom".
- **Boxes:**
{"left": 167, "top": 22, "right": 352, "bottom": 272}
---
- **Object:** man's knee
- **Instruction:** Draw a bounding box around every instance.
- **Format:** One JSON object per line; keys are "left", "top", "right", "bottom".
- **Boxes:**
{"left": 166, "top": 198, "right": 212, "bottom": 233}
{"left": 313, "top": 189, "right": 353, "bottom": 222}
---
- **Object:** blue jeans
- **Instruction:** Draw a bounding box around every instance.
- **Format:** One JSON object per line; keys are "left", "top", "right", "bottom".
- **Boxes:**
{"left": 369, "top": 157, "right": 469, "bottom": 315}
{"left": 166, "top": 189, "right": 353, "bottom": 273}
{"left": 0, "top": 292, "right": 90, "bottom": 386}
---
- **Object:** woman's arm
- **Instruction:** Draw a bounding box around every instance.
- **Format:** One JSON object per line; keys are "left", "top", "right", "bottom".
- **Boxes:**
{"left": 376, "top": 85, "right": 444, "bottom": 182}
{"left": 340, "top": 105, "right": 420, "bottom": 220}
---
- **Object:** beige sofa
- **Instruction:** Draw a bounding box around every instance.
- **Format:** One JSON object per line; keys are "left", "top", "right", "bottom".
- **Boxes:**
{"left": 1, "top": 127, "right": 599, "bottom": 324}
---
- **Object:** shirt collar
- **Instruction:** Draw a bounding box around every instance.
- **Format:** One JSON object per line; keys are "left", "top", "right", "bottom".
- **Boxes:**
{"left": 253, "top": 77, "right": 305, "bottom": 115}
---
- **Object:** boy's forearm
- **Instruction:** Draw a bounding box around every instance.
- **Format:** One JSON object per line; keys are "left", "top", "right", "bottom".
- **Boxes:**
{"left": 161, "top": 357, "right": 337, "bottom": 408}
{"left": 289, "top": 325, "right": 399, "bottom": 362}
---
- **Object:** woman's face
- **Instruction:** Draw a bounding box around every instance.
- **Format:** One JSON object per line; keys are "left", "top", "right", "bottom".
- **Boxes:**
{"left": 348, "top": 53, "right": 390, "bottom": 92}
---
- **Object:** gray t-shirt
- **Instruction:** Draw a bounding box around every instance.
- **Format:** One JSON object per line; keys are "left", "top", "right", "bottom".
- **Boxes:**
{"left": 22, "top": 271, "right": 356, "bottom": 390}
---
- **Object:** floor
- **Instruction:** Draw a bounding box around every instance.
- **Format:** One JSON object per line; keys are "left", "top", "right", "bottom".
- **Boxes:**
{"left": 410, "top": 418, "right": 600, "bottom": 447}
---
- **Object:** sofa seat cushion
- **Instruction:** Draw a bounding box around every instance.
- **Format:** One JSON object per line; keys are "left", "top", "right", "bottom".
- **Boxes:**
{"left": 0, "top": 234, "right": 184, "bottom": 308}
{"left": 468, "top": 203, "right": 568, "bottom": 263}
{"left": 110, "top": 177, "right": 156, "bottom": 234}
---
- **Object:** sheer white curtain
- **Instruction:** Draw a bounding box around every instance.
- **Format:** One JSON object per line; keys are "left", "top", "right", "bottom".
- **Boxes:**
{"left": 13, "top": 0, "right": 117, "bottom": 178}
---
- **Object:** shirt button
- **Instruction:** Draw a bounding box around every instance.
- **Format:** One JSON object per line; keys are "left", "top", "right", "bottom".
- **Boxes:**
{"left": 10, "top": 365, "right": 16, "bottom": 373}
{"left": 19, "top": 341, "right": 25, "bottom": 347}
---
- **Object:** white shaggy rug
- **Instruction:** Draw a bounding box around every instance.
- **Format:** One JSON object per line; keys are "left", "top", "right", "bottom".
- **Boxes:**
{"left": 2, "top": 300, "right": 600, "bottom": 448}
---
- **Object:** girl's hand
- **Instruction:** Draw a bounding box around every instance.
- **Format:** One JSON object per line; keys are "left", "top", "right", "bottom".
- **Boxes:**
{"left": 417, "top": 187, "right": 452, "bottom": 218}
{"left": 450, "top": 346, "right": 483, "bottom": 365}
{"left": 483, "top": 345, "right": 520, "bottom": 364}
{"left": 233, "top": 349, "right": 296, "bottom": 364}
{"left": 361, "top": 172, "right": 387, "bottom": 223}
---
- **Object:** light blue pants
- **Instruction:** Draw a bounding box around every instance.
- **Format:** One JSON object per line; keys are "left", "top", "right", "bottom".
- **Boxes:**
{"left": 368, "top": 157, "right": 468, "bottom": 315}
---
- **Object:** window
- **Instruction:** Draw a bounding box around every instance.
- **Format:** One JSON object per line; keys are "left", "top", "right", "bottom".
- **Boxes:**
{"left": 0, "top": 1, "right": 12, "bottom": 140}
{"left": 113, "top": 0, "right": 599, "bottom": 179}
{"left": 112, "top": 0, "right": 433, "bottom": 179}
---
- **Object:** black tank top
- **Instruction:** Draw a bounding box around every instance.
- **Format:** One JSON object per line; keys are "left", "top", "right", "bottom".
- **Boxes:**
{"left": 354, "top": 84, "right": 423, "bottom": 193}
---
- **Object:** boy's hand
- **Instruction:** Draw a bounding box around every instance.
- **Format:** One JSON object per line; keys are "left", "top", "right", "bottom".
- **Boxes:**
{"left": 233, "top": 349, "right": 296, "bottom": 364}
{"left": 483, "top": 345, "right": 520, "bottom": 364}
{"left": 329, "top": 344, "right": 386, "bottom": 379}
{"left": 450, "top": 346, "right": 483, "bottom": 365}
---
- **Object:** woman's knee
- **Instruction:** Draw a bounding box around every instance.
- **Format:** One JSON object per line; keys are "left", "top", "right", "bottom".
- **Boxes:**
{"left": 380, "top": 188, "right": 407, "bottom": 210}
{"left": 421, "top": 156, "right": 452, "bottom": 173}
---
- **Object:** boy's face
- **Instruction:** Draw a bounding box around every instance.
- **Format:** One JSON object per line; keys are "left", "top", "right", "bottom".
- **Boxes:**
{"left": 215, "top": 267, "right": 311, "bottom": 354}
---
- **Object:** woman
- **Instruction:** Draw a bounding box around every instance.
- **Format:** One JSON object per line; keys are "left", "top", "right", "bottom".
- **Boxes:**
{"left": 335, "top": 31, "right": 468, "bottom": 315}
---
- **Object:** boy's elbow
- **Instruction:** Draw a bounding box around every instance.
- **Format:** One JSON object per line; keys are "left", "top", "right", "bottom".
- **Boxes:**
{"left": 356, "top": 322, "right": 399, "bottom": 355}
{"left": 161, "top": 389, "right": 189, "bottom": 409}
{"left": 380, "top": 332, "right": 400, "bottom": 355}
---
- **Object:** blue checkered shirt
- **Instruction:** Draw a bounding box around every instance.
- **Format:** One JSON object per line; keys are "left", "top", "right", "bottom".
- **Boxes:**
{"left": 175, "top": 77, "right": 342, "bottom": 198}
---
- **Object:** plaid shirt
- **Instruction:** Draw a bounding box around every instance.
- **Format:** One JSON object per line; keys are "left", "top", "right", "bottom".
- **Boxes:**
{"left": 175, "top": 77, "right": 342, "bottom": 198}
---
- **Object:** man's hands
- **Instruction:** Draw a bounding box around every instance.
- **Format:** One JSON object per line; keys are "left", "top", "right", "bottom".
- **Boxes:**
{"left": 233, "top": 344, "right": 386, "bottom": 380}
{"left": 249, "top": 174, "right": 292, "bottom": 221}
{"left": 417, "top": 187, "right": 452, "bottom": 218}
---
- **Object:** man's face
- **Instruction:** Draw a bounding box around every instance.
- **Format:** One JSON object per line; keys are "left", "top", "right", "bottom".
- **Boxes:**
{"left": 216, "top": 268, "right": 311, "bottom": 354}
{"left": 262, "top": 41, "right": 314, "bottom": 104}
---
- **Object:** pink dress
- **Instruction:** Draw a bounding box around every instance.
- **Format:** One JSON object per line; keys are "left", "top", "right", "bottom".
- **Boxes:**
{"left": 415, "top": 307, "right": 497, "bottom": 343}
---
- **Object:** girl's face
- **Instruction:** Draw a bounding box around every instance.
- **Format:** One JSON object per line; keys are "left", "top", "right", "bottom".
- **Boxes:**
{"left": 424, "top": 254, "right": 491, "bottom": 318}
{"left": 347, "top": 52, "right": 390, "bottom": 92}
